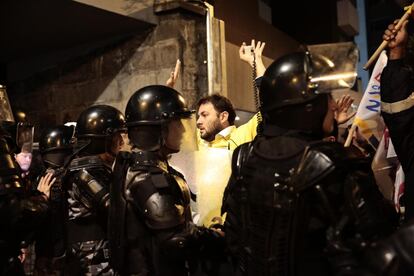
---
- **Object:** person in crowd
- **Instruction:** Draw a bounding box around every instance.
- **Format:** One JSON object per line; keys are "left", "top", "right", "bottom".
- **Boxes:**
{"left": 0, "top": 105, "right": 51, "bottom": 275}
{"left": 15, "top": 144, "right": 32, "bottom": 178}
{"left": 196, "top": 40, "right": 354, "bottom": 150}
{"left": 109, "top": 85, "right": 224, "bottom": 276}
{"left": 35, "top": 125, "right": 76, "bottom": 275}
{"left": 196, "top": 93, "right": 257, "bottom": 150}
{"left": 63, "top": 105, "right": 126, "bottom": 275}
{"left": 222, "top": 50, "right": 398, "bottom": 275}
{"left": 196, "top": 41, "right": 266, "bottom": 151}
{"left": 166, "top": 41, "right": 265, "bottom": 151}
{"left": 381, "top": 17, "right": 414, "bottom": 221}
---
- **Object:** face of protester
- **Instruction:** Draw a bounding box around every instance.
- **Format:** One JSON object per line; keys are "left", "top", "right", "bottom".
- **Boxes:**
{"left": 15, "top": 151, "right": 32, "bottom": 172}
{"left": 196, "top": 102, "right": 229, "bottom": 142}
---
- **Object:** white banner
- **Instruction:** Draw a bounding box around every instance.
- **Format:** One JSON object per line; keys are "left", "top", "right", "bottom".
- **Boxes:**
{"left": 352, "top": 51, "right": 388, "bottom": 148}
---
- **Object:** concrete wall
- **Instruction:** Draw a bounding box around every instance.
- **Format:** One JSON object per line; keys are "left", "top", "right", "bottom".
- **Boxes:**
{"left": 9, "top": 2, "right": 207, "bottom": 138}
{"left": 8, "top": 0, "right": 301, "bottom": 137}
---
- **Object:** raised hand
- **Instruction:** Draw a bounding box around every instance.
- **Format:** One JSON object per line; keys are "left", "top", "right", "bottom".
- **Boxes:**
{"left": 166, "top": 59, "right": 181, "bottom": 88}
{"left": 37, "top": 172, "right": 56, "bottom": 199}
{"left": 383, "top": 19, "right": 409, "bottom": 59}
{"left": 335, "top": 95, "right": 356, "bottom": 125}
{"left": 239, "top": 39, "right": 266, "bottom": 77}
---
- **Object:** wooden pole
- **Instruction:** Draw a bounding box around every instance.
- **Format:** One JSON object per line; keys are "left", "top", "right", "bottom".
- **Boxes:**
{"left": 344, "top": 124, "right": 357, "bottom": 147}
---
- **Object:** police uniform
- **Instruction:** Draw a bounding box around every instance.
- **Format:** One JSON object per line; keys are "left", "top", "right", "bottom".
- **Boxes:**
{"left": 65, "top": 155, "right": 112, "bottom": 275}
{"left": 63, "top": 105, "right": 125, "bottom": 275}
{"left": 222, "top": 52, "right": 398, "bottom": 275}
{"left": 0, "top": 127, "right": 49, "bottom": 275}
{"left": 110, "top": 85, "right": 224, "bottom": 276}
{"left": 35, "top": 125, "right": 75, "bottom": 275}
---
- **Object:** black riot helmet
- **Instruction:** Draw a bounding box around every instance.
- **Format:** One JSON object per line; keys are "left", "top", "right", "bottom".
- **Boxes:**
{"left": 260, "top": 51, "right": 320, "bottom": 112}
{"left": 259, "top": 51, "right": 329, "bottom": 137}
{"left": 126, "top": 85, "right": 193, "bottom": 126}
{"left": 76, "top": 105, "right": 126, "bottom": 155}
{"left": 125, "top": 85, "right": 194, "bottom": 151}
{"left": 39, "top": 125, "right": 75, "bottom": 168}
{"left": 1, "top": 109, "right": 34, "bottom": 154}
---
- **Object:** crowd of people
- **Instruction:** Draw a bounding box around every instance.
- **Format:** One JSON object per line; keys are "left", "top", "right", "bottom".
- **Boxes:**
{"left": 2, "top": 17, "right": 414, "bottom": 276}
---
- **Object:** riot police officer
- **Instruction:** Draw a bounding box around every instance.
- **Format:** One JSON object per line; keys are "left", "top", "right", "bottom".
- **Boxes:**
{"left": 221, "top": 52, "right": 398, "bottom": 275}
{"left": 35, "top": 125, "right": 75, "bottom": 275}
{"left": 109, "top": 85, "right": 223, "bottom": 276}
{"left": 64, "top": 105, "right": 125, "bottom": 275}
{"left": 0, "top": 86, "right": 49, "bottom": 275}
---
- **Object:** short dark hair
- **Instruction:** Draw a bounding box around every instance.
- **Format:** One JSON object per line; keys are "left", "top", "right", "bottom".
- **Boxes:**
{"left": 197, "top": 94, "right": 236, "bottom": 125}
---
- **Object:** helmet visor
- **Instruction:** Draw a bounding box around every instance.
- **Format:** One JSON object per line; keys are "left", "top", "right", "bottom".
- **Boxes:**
{"left": 308, "top": 42, "right": 358, "bottom": 93}
{"left": 0, "top": 85, "right": 14, "bottom": 123}
{"left": 178, "top": 115, "right": 198, "bottom": 153}
{"left": 165, "top": 115, "right": 198, "bottom": 154}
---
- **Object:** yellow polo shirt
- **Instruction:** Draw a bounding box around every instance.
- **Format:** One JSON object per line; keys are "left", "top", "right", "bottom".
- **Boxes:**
{"left": 197, "top": 114, "right": 258, "bottom": 151}
{"left": 191, "top": 113, "right": 258, "bottom": 226}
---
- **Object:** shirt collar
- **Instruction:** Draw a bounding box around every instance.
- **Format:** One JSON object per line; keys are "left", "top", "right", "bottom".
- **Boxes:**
{"left": 216, "top": 125, "right": 236, "bottom": 139}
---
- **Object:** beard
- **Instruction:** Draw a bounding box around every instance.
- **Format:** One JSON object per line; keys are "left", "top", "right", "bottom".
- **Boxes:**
{"left": 200, "top": 120, "right": 223, "bottom": 142}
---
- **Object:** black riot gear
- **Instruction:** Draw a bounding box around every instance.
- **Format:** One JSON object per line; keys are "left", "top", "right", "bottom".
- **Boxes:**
{"left": 109, "top": 85, "right": 222, "bottom": 275}
{"left": 125, "top": 85, "right": 194, "bottom": 151}
{"left": 76, "top": 105, "right": 125, "bottom": 155}
{"left": 0, "top": 110, "right": 34, "bottom": 154}
{"left": 77, "top": 105, "right": 126, "bottom": 138}
{"left": 60, "top": 105, "right": 124, "bottom": 274}
{"left": 260, "top": 51, "right": 318, "bottom": 112}
{"left": 35, "top": 126, "right": 74, "bottom": 274}
{"left": 39, "top": 125, "right": 75, "bottom": 168}
{"left": 63, "top": 155, "right": 113, "bottom": 274}
{"left": 125, "top": 85, "right": 193, "bottom": 126}
{"left": 0, "top": 128, "right": 26, "bottom": 275}
{"left": 222, "top": 139, "right": 397, "bottom": 276}
{"left": 59, "top": 151, "right": 113, "bottom": 275}
{"left": 222, "top": 51, "right": 398, "bottom": 276}
{"left": 0, "top": 88, "right": 49, "bottom": 275}
{"left": 259, "top": 52, "right": 329, "bottom": 137}
{"left": 362, "top": 220, "right": 414, "bottom": 275}
{"left": 0, "top": 134, "right": 22, "bottom": 191}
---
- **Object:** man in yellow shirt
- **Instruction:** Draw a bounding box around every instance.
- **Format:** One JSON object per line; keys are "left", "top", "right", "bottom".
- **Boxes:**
{"left": 169, "top": 40, "right": 265, "bottom": 228}
{"left": 196, "top": 40, "right": 266, "bottom": 151}
{"left": 196, "top": 94, "right": 258, "bottom": 150}
{"left": 166, "top": 40, "right": 266, "bottom": 151}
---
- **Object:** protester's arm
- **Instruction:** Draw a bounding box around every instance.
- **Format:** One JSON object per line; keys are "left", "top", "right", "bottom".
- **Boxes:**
{"left": 239, "top": 39, "right": 266, "bottom": 78}
{"left": 166, "top": 59, "right": 181, "bottom": 88}
{"left": 235, "top": 39, "right": 265, "bottom": 146}
{"left": 235, "top": 113, "right": 258, "bottom": 140}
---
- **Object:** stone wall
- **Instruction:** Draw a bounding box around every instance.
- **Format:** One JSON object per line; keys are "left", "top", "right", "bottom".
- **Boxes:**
{"left": 9, "top": 7, "right": 207, "bottom": 138}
